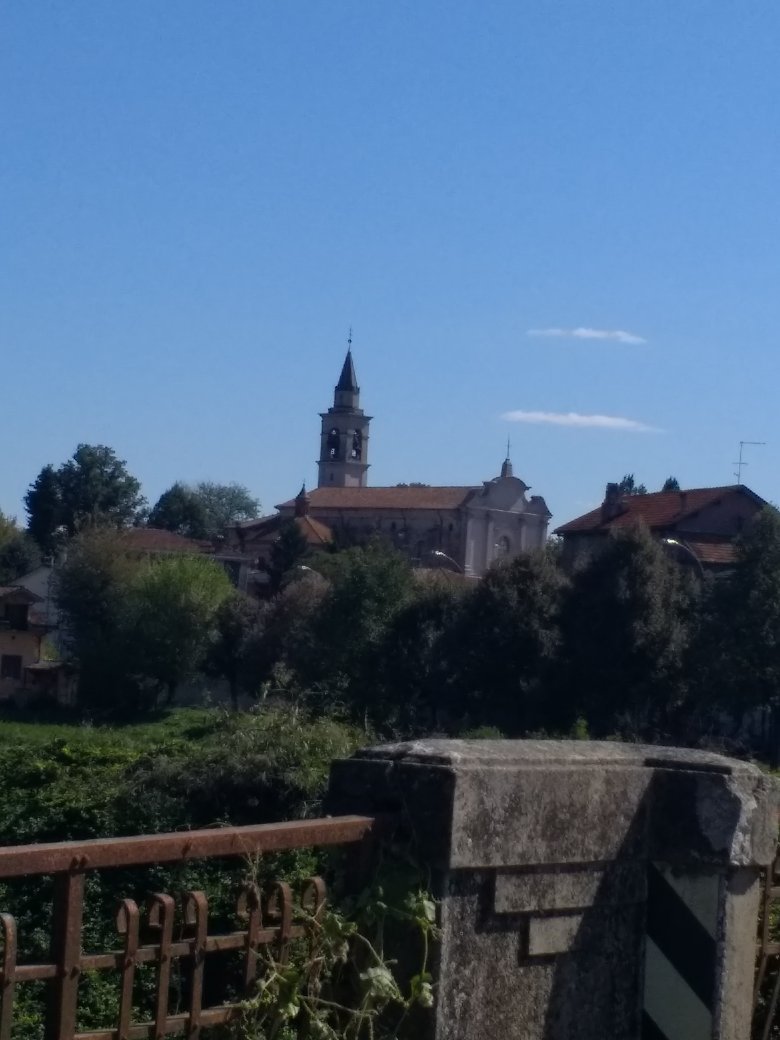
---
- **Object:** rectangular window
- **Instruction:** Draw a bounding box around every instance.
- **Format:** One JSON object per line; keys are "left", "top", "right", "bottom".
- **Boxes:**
{"left": 3, "top": 605, "right": 28, "bottom": 630}
{"left": 0, "top": 655, "right": 22, "bottom": 680}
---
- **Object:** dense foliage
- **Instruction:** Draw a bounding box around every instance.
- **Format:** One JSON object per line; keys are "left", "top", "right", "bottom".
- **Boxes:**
{"left": 47, "top": 506, "right": 780, "bottom": 757}
{"left": 0, "top": 708, "right": 364, "bottom": 1039}
{"left": 149, "top": 481, "right": 261, "bottom": 539}
{"left": 25, "top": 445, "right": 146, "bottom": 553}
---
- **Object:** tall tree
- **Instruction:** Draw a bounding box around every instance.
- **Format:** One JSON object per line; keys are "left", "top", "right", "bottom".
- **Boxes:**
{"left": 445, "top": 551, "right": 567, "bottom": 734}
{"left": 692, "top": 506, "right": 780, "bottom": 756}
{"left": 662, "top": 476, "right": 681, "bottom": 492}
{"left": 26, "top": 445, "right": 146, "bottom": 551}
{"left": 301, "top": 543, "right": 416, "bottom": 723}
{"left": 206, "top": 591, "right": 264, "bottom": 708}
{"left": 24, "top": 464, "right": 63, "bottom": 555}
{"left": 0, "top": 512, "right": 40, "bottom": 584}
{"left": 148, "top": 483, "right": 209, "bottom": 538}
{"left": 131, "top": 555, "right": 233, "bottom": 703}
{"left": 194, "top": 482, "right": 260, "bottom": 537}
{"left": 557, "top": 525, "right": 693, "bottom": 737}
{"left": 54, "top": 529, "right": 141, "bottom": 710}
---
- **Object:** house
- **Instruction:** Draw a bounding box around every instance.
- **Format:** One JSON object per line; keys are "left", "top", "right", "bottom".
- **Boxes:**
{"left": 0, "top": 586, "right": 73, "bottom": 704}
{"left": 555, "top": 483, "right": 768, "bottom": 571}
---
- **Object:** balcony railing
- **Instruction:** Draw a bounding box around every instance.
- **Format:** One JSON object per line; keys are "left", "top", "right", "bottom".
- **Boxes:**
{"left": 0, "top": 815, "right": 382, "bottom": 1040}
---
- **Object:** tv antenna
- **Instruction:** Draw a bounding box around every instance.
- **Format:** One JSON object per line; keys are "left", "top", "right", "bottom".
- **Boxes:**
{"left": 733, "top": 440, "right": 765, "bottom": 483}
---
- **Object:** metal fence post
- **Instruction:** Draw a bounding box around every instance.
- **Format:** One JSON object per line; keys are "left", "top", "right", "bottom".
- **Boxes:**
{"left": 44, "top": 870, "right": 85, "bottom": 1040}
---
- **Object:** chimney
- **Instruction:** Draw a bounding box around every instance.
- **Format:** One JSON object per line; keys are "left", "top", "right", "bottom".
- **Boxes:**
{"left": 601, "top": 482, "right": 623, "bottom": 523}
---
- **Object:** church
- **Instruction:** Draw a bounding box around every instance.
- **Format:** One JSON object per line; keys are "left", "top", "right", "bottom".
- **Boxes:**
{"left": 230, "top": 348, "right": 551, "bottom": 579}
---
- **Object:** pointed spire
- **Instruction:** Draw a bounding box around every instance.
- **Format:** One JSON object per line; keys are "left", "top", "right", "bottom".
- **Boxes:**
{"left": 294, "top": 482, "right": 310, "bottom": 517}
{"left": 336, "top": 348, "right": 359, "bottom": 393}
{"left": 500, "top": 437, "right": 513, "bottom": 479}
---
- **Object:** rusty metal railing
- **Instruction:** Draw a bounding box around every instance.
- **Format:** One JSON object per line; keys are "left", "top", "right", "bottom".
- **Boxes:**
{"left": 755, "top": 846, "right": 780, "bottom": 1039}
{"left": 0, "top": 815, "right": 382, "bottom": 1040}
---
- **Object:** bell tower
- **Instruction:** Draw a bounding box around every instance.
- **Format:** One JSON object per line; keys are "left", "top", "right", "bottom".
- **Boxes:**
{"left": 317, "top": 342, "right": 371, "bottom": 488}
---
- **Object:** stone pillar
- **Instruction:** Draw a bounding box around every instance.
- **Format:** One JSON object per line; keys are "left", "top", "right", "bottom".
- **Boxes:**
{"left": 328, "top": 741, "right": 778, "bottom": 1040}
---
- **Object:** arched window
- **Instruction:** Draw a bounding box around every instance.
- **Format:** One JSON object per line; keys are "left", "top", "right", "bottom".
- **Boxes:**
{"left": 327, "top": 428, "right": 340, "bottom": 459}
{"left": 351, "top": 429, "right": 362, "bottom": 460}
{"left": 495, "top": 535, "right": 511, "bottom": 558}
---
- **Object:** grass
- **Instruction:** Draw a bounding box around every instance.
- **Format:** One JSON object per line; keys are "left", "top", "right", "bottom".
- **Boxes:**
{"left": 0, "top": 706, "right": 222, "bottom": 748}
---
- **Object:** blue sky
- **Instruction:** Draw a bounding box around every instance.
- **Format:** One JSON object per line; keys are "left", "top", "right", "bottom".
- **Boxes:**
{"left": 3, "top": 1, "right": 779, "bottom": 528}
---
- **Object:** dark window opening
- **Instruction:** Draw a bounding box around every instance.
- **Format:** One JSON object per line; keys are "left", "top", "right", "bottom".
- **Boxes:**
{"left": 0, "top": 655, "right": 22, "bottom": 681}
{"left": 327, "top": 428, "right": 340, "bottom": 460}
{"left": 4, "top": 604, "right": 28, "bottom": 631}
{"left": 351, "top": 430, "right": 362, "bottom": 460}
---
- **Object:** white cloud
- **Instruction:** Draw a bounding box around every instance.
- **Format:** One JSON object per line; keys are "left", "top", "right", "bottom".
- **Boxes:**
{"left": 501, "top": 410, "right": 658, "bottom": 432}
{"left": 527, "top": 327, "right": 646, "bottom": 345}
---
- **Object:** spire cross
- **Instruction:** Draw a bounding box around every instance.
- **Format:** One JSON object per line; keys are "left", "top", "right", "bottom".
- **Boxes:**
{"left": 506, "top": 435, "right": 511, "bottom": 459}
{"left": 347, "top": 326, "right": 352, "bottom": 349}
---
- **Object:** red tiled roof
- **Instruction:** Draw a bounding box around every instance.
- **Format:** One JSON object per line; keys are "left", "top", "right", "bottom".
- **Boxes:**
{"left": 555, "top": 486, "right": 764, "bottom": 534}
{"left": 0, "top": 586, "right": 43, "bottom": 603}
{"left": 683, "top": 540, "right": 738, "bottom": 565}
{"left": 276, "top": 486, "right": 478, "bottom": 511}
{"left": 297, "top": 516, "right": 333, "bottom": 545}
{"left": 233, "top": 514, "right": 333, "bottom": 547}
{"left": 121, "top": 528, "right": 212, "bottom": 554}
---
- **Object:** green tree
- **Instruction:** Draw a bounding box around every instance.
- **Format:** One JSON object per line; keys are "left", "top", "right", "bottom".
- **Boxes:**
{"left": 302, "top": 543, "right": 416, "bottom": 724}
{"left": 0, "top": 512, "right": 40, "bottom": 584}
{"left": 267, "top": 519, "right": 310, "bottom": 592}
{"left": 206, "top": 591, "right": 264, "bottom": 708}
{"left": 662, "top": 476, "right": 681, "bottom": 492}
{"left": 617, "top": 474, "right": 648, "bottom": 496}
{"left": 148, "top": 483, "right": 209, "bottom": 538}
{"left": 54, "top": 529, "right": 141, "bottom": 710}
{"left": 24, "top": 464, "right": 62, "bottom": 555}
{"left": 374, "top": 572, "right": 466, "bottom": 735}
{"left": 558, "top": 525, "right": 693, "bottom": 737}
{"left": 445, "top": 551, "right": 567, "bottom": 734}
{"left": 131, "top": 554, "right": 233, "bottom": 704}
{"left": 26, "top": 445, "right": 146, "bottom": 550}
{"left": 194, "top": 481, "right": 260, "bottom": 537}
{"left": 692, "top": 507, "right": 780, "bottom": 756}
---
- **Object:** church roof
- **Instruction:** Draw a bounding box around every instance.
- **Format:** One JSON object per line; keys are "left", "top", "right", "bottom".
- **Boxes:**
{"left": 277, "top": 486, "right": 479, "bottom": 511}
{"left": 336, "top": 350, "right": 359, "bottom": 392}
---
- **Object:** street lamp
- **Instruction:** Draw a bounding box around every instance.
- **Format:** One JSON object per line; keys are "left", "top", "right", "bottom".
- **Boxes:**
{"left": 430, "top": 550, "right": 464, "bottom": 573}
{"left": 661, "top": 537, "right": 705, "bottom": 578}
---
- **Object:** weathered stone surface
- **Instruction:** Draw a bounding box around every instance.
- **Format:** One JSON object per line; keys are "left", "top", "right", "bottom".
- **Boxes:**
{"left": 330, "top": 739, "right": 778, "bottom": 869}
{"left": 494, "top": 862, "right": 645, "bottom": 914}
{"left": 327, "top": 740, "right": 779, "bottom": 1040}
{"left": 436, "top": 871, "right": 643, "bottom": 1040}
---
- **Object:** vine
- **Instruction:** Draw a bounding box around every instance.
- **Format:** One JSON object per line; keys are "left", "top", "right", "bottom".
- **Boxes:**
{"left": 236, "top": 857, "right": 439, "bottom": 1040}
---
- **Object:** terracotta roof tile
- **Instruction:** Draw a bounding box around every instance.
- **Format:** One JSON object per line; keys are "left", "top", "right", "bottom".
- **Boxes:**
{"left": 555, "top": 486, "right": 764, "bottom": 534}
{"left": 277, "top": 486, "right": 477, "bottom": 511}
{"left": 121, "top": 528, "right": 212, "bottom": 554}
{"left": 0, "top": 586, "right": 43, "bottom": 603}
{"left": 297, "top": 516, "right": 333, "bottom": 545}
{"left": 232, "top": 514, "right": 332, "bottom": 547}
{"left": 683, "top": 540, "right": 738, "bottom": 565}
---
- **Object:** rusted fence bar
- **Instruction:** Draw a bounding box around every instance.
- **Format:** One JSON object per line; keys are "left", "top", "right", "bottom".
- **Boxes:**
{"left": 0, "top": 814, "right": 384, "bottom": 1040}
{"left": 0, "top": 815, "right": 377, "bottom": 878}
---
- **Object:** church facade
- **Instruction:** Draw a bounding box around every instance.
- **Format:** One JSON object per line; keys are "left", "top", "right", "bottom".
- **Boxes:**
{"left": 240, "top": 348, "right": 551, "bottom": 578}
